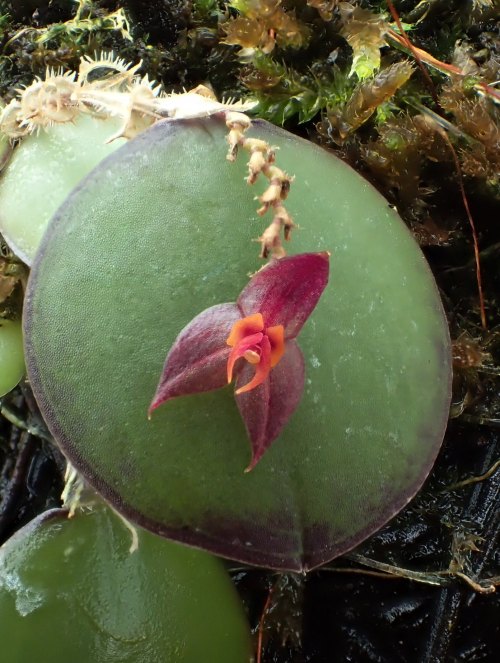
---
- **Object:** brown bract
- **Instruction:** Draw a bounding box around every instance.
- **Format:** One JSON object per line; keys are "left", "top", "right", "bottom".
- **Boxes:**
{"left": 225, "top": 112, "right": 295, "bottom": 258}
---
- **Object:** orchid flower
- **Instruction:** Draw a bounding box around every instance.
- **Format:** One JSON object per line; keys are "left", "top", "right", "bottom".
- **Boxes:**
{"left": 149, "top": 252, "right": 330, "bottom": 471}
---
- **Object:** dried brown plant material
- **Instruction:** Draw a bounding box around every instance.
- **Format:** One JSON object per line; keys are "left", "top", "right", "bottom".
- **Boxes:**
{"left": 452, "top": 333, "right": 492, "bottom": 371}
{"left": 225, "top": 111, "right": 253, "bottom": 161}
{"left": 240, "top": 64, "right": 282, "bottom": 90}
{"left": 457, "top": 144, "right": 495, "bottom": 182}
{"left": 441, "top": 82, "right": 500, "bottom": 148}
{"left": 223, "top": 16, "right": 275, "bottom": 53}
{"left": 439, "top": 80, "right": 500, "bottom": 186}
{"left": 328, "top": 61, "right": 414, "bottom": 143}
{"left": 273, "top": 10, "right": 309, "bottom": 49}
{"left": 450, "top": 330, "right": 499, "bottom": 420}
{"left": 361, "top": 115, "right": 447, "bottom": 207}
{"left": 339, "top": 4, "right": 390, "bottom": 79}
{"left": 307, "top": 1, "right": 339, "bottom": 22}
{"left": 0, "top": 267, "right": 16, "bottom": 304}
{"left": 240, "top": 0, "right": 282, "bottom": 18}
{"left": 19, "top": 73, "right": 80, "bottom": 130}
{"left": 415, "top": 111, "right": 488, "bottom": 328}
{"left": 410, "top": 217, "right": 452, "bottom": 247}
{"left": 225, "top": 112, "right": 295, "bottom": 259}
{"left": 451, "top": 42, "right": 481, "bottom": 76}
{"left": 470, "top": 0, "right": 496, "bottom": 18}
{"left": 363, "top": 122, "right": 455, "bottom": 246}
{"left": 0, "top": 251, "right": 26, "bottom": 307}
{"left": 222, "top": 0, "right": 309, "bottom": 56}
{"left": 361, "top": 117, "right": 423, "bottom": 204}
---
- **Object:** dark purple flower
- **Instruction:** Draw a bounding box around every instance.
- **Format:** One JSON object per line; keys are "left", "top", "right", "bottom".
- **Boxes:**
{"left": 149, "top": 252, "right": 330, "bottom": 470}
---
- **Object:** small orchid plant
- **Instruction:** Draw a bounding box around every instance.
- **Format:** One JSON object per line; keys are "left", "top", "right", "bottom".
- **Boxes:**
{"left": 0, "top": 52, "right": 330, "bottom": 480}
{"left": 0, "top": 55, "right": 332, "bottom": 472}
{"left": 149, "top": 252, "right": 330, "bottom": 471}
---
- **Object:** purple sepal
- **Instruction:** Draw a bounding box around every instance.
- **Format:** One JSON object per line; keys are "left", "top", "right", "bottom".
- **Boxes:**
{"left": 238, "top": 252, "right": 330, "bottom": 339}
{"left": 149, "top": 303, "right": 240, "bottom": 413}
{"left": 235, "top": 341, "right": 305, "bottom": 471}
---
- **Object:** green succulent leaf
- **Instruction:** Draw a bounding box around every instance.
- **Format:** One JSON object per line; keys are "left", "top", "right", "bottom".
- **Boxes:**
{"left": 0, "top": 503, "right": 252, "bottom": 663}
{"left": 24, "top": 117, "right": 451, "bottom": 571}
{"left": 0, "top": 319, "right": 24, "bottom": 397}
{"left": 0, "top": 115, "right": 125, "bottom": 264}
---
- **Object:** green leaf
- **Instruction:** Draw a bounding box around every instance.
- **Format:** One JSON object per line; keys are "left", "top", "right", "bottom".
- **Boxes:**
{"left": 24, "top": 117, "right": 451, "bottom": 571}
{"left": 0, "top": 319, "right": 24, "bottom": 397}
{"left": 0, "top": 115, "right": 125, "bottom": 264}
{"left": 0, "top": 503, "right": 252, "bottom": 663}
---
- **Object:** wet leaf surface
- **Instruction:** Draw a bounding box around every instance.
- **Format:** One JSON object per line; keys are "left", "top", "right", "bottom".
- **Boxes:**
{"left": 0, "top": 501, "right": 252, "bottom": 663}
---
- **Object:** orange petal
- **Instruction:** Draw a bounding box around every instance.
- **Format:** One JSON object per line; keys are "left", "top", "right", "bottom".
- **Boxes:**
{"left": 235, "top": 335, "right": 272, "bottom": 395}
{"left": 266, "top": 324, "right": 285, "bottom": 367}
{"left": 227, "top": 332, "right": 263, "bottom": 384}
{"left": 226, "top": 313, "right": 264, "bottom": 348}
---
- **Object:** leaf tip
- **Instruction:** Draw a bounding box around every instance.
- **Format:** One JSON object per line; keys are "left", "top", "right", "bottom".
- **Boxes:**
{"left": 244, "top": 455, "right": 259, "bottom": 473}
{"left": 147, "top": 397, "right": 162, "bottom": 419}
